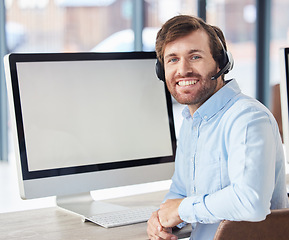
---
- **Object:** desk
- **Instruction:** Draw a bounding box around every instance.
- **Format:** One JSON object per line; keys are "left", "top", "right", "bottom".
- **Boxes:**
{"left": 0, "top": 191, "right": 191, "bottom": 240}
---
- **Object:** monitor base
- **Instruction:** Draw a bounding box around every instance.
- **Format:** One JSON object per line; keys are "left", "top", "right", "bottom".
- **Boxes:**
{"left": 56, "top": 192, "right": 129, "bottom": 218}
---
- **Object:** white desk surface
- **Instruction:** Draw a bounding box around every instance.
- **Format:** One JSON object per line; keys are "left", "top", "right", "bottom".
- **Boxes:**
{"left": 0, "top": 191, "right": 192, "bottom": 240}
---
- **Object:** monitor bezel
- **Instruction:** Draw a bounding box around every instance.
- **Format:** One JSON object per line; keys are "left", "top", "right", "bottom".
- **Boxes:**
{"left": 6, "top": 51, "right": 176, "bottom": 181}
{"left": 283, "top": 48, "right": 289, "bottom": 110}
{"left": 280, "top": 47, "right": 289, "bottom": 162}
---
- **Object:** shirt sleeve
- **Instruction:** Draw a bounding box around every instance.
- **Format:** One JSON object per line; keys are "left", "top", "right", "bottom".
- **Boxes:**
{"left": 178, "top": 108, "right": 278, "bottom": 224}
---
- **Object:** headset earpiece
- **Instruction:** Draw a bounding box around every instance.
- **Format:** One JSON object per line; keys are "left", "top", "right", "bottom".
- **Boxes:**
{"left": 211, "top": 38, "right": 234, "bottom": 80}
{"left": 155, "top": 59, "right": 165, "bottom": 82}
{"left": 219, "top": 45, "right": 228, "bottom": 71}
{"left": 225, "top": 51, "right": 234, "bottom": 73}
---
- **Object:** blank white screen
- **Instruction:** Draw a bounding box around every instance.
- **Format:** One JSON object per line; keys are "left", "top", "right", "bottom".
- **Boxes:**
{"left": 16, "top": 59, "right": 172, "bottom": 171}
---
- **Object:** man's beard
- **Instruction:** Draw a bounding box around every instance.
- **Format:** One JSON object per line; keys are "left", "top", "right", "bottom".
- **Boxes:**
{"left": 171, "top": 67, "right": 219, "bottom": 106}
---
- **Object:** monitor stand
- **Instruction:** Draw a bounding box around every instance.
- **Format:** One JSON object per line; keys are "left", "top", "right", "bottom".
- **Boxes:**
{"left": 56, "top": 192, "right": 129, "bottom": 218}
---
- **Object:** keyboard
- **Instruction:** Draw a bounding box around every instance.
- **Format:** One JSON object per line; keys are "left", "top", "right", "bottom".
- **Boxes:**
{"left": 85, "top": 206, "right": 158, "bottom": 228}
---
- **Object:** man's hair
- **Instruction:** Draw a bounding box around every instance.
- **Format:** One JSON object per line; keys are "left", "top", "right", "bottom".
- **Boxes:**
{"left": 155, "top": 15, "right": 227, "bottom": 69}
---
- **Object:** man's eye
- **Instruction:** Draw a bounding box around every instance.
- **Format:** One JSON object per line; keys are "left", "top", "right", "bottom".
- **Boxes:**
{"left": 191, "top": 55, "right": 200, "bottom": 60}
{"left": 169, "top": 58, "right": 178, "bottom": 63}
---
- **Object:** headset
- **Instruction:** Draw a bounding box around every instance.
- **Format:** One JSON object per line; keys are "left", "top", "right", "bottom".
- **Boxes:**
{"left": 155, "top": 37, "right": 234, "bottom": 82}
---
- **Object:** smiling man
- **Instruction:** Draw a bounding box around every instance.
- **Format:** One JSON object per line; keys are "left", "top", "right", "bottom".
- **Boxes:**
{"left": 163, "top": 28, "right": 223, "bottom": 115}
{"left": 147, "top": 15, "right": 289, "bottom": 240}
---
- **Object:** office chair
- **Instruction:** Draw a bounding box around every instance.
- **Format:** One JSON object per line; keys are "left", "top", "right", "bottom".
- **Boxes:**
{"left": 213, "top": 208, "right": 289, "bottom": 240}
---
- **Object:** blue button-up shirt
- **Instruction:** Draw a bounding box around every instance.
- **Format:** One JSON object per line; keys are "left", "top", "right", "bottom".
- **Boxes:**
{"left": 164, "top": 79, "right": 289, "bottom": 240}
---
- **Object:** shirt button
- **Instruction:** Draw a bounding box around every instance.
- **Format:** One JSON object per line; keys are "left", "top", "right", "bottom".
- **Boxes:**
{"left": 204, "top": 115, "right": 207, "bottom": 119}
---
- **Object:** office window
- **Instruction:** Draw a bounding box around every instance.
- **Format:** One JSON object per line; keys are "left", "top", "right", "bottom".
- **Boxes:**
{"left": 145, "top": 0, "right": 197, "bottom": 26}
{"left": 5, "top": 0, "right": 134, "bottom": 53}
{"left": 206, "top": 0, "right": 257, "bottom": 98}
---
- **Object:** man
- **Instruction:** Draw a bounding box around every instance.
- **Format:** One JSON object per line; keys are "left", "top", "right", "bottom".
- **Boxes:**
{"left": 147, "top": 15, "right": 289, "bottom": 240}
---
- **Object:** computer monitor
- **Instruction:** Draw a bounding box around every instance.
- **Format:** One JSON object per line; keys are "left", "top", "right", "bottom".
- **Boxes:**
{"left": 280, "top": 47, "right": 289, "bottom": 162}
{"left": 4, "top": 51, "right": 176, "bottom": 217}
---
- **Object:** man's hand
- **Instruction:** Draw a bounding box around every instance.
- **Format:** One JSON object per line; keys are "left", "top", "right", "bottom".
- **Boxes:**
{"left": 158, "top": 199, "right": 183, "bottom": 228}
{"left": 147, "top": 210, "right": 178, "bottom": 240}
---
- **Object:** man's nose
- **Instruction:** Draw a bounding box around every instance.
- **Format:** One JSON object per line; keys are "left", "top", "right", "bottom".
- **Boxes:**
{"left": 177, "top": 59, "right": 192, "bottom": 77}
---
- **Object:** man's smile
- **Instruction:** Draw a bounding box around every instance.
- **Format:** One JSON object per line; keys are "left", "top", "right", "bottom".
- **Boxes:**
{"left": 177, "top": 79, "right": 198, "bottom": 86}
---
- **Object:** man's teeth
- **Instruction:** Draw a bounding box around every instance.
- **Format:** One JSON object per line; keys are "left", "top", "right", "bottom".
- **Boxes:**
{"left": 178, "top": 80, "right": 197, "bottom": 86}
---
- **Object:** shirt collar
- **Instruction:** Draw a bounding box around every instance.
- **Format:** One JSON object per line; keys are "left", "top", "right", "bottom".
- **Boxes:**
{"left": 182, "top": 79, "right": 241, "bottom": 121}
